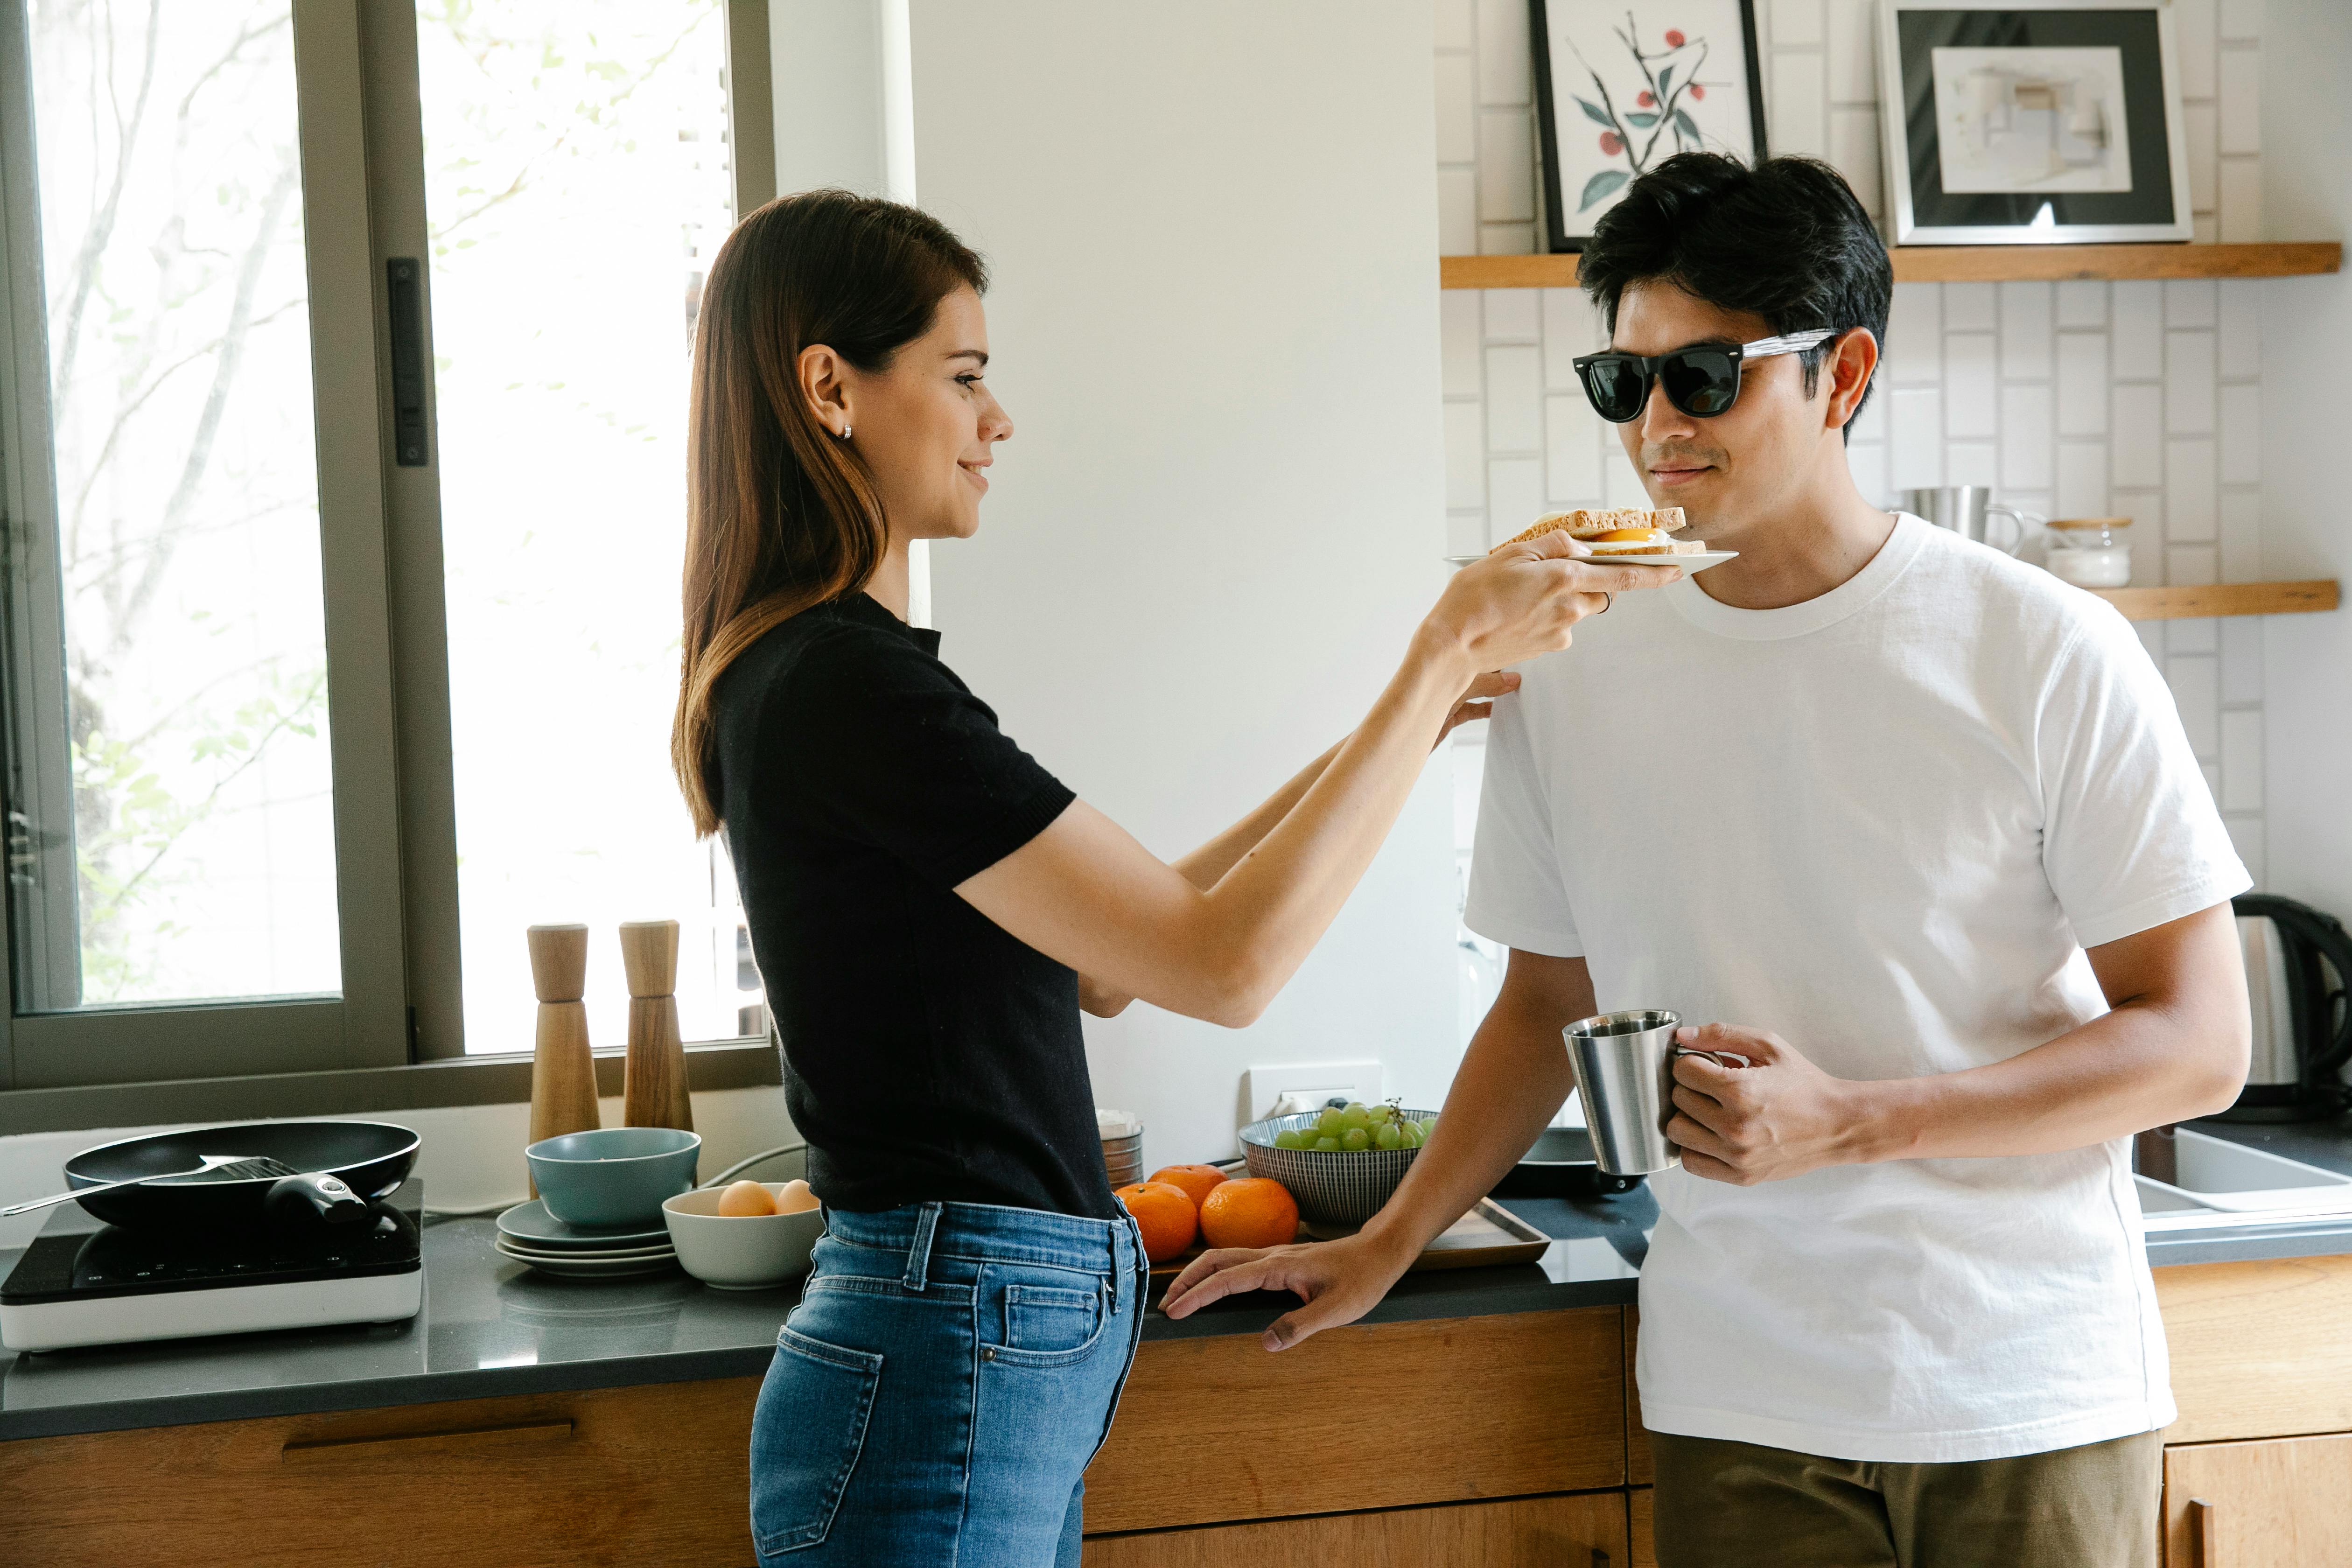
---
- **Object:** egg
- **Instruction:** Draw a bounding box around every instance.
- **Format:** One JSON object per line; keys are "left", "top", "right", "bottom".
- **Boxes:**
{"left": 717, "top": 1179, "right": 779, "bottom": 1217}
{"left": 774, "top": 1178, "right": 819, "bottom": 1214}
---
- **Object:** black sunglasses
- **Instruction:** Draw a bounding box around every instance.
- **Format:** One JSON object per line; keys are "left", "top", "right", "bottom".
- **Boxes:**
{"left": 1573, "top": 329, "right": 1840, "bottom": 423}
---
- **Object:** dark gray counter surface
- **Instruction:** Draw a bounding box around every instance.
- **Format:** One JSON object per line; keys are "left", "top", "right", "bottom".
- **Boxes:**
{"left": 5, "top": 1116, "right": 2349, "bottom": 1444}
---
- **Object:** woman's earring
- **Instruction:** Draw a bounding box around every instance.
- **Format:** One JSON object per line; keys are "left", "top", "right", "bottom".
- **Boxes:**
{"left": 838, "top": 425, "right": 852, "bottom": 440}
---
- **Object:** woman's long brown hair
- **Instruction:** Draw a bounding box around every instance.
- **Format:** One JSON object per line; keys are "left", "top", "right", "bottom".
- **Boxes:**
{"left": 672, "top": 190, "right": 987, "bottom": 835}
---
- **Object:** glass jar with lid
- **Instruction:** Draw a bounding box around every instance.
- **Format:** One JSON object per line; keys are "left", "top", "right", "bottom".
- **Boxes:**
{"left": 2043, "top": 517, "right": 2133, "bottom": 588}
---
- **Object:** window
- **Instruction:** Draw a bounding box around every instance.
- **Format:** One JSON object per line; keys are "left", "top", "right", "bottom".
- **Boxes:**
{"left": 0, "top": 0, "right": 777, "bottom": 1096}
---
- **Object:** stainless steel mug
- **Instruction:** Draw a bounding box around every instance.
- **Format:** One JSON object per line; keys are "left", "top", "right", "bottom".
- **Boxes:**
{"left": 1900, "top": 486, "right": 2038, "bottom": 556}
{"left": 1563, "top": 1009, "right": 1743, "bottom": 1176}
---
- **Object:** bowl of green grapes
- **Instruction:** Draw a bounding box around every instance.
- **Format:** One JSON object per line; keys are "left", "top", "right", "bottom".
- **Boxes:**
{"left": 1238, "top": 1102, "right": 1439, "bottom": 1227}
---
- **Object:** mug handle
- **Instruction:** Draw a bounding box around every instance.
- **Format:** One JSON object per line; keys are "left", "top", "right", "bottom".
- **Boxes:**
{"left": 1984, "top": 505, "right": 2039, "bottom": 557}
{"left": 1673, "top": 1046, "right": 1751, "bottom": 1070}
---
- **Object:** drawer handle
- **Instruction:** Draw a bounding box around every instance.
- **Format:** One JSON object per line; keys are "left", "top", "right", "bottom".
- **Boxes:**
{"left": 2188, "top": 1496, "right": 2216, "bottom": 1568}
{"left": 282, "top": 1419, "right": 575, "bottom": 1466}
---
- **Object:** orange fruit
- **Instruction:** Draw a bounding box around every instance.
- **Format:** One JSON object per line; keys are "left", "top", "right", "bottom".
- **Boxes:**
{"left": 1148, "top": 1164, "right": 1228, "bottom": 1211}
{"left": 1115, "top": 1181, "right": 1199, "bottom": 1262}
{"left": 1198, "top": 1177, "right": 1299, "bottom": 1250}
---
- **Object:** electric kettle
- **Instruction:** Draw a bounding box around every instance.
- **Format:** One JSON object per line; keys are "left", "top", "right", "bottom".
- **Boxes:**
{"left": 2219, "top": 894, "right": 2352, "bottom": 1123}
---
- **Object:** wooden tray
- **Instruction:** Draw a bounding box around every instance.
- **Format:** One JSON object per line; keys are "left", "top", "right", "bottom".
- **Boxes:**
{"left": 1146, "top": 1192, "right": 1549, "bottom": 1279}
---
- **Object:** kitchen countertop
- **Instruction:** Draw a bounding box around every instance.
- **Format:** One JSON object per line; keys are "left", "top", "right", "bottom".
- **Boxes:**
{"left": 4, "top": 1116, "right": 2349, "bottom": 1444}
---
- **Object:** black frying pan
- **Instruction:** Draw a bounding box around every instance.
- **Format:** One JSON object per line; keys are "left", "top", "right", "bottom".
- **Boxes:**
{"left": 1490, "top": 1126, "right": 1645, "bottom": 1199}
{"left": 64, "top": 1120, "right": 419, "bottom": 1232}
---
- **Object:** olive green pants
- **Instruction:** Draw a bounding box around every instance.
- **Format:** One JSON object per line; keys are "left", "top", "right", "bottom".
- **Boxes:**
{"left": 1649, "top": 1428, "right": 2161, "bottom": 1568}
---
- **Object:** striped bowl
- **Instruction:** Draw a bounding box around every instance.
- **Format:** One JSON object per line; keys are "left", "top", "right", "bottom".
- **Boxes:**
{"left": 1238, "top": 1110, "right": 1435, "bottom": 1227}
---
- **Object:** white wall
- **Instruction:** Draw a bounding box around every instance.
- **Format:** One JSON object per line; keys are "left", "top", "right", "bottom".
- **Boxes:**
{"left": 2254, "top": 0, "right": 2352, "bottom": 918}
{"left": 1439, "top": 0, "right": 2277, "bottom": 886}
{"left": 907, "top": 0, "right": 1459, "bottom": 1166}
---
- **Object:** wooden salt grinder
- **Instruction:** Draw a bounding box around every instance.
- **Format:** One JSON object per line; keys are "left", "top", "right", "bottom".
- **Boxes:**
{"left": 526, "top": 924, "right": 602, "bottom": 1196}
{"left": 619, "top": 920, "right": 694, "bottom": 1134}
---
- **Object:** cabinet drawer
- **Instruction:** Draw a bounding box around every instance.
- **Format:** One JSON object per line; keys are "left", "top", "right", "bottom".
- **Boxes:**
{"left": 2158, "top": 1256, "right": 2352, "bottom": 1444}
{"left": 1082, "top": 1490, "right": 1630, "bottom": 1567}
{"left": 1083, "top": 1308, "right": 1624, "bottom": 1534}
{"left": 0, "top": 1377, "right": 763, "bottom": 1568}
{"left": 2163, "top": 1433, "right": 2352, "bottom": 1568}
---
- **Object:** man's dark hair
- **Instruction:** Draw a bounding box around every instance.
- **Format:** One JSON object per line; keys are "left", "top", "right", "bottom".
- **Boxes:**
{"left": 1578, "top": 154, "right": 1892, "bottom": 434}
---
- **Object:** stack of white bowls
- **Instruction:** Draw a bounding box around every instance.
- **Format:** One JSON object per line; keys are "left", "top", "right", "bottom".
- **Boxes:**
{"left": 1099, "top": 1108, "right": 1143, "bottom": 1187}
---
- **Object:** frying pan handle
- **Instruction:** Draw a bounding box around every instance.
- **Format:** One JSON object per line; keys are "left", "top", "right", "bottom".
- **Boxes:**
{"left": 267, "top": 1172, "right": 370, "bottom": 1226}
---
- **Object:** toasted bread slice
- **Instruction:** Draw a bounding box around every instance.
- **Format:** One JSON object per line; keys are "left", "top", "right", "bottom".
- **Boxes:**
{"left": 1506, "top": 507, "right": 1687, "bottom": 545}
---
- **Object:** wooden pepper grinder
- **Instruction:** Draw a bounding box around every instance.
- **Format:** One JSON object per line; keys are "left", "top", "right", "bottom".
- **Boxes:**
{"left": 620, "top": 919, "right": 694, "bottom": 1134}
{"left": 526, "top": 924, "right": 602, "bottom": 1197}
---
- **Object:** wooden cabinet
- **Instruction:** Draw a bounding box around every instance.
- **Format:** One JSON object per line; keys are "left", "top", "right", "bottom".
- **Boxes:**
{"left": 2156, "top": 1255, "right": 2352, "bottom": 1445}
{"left": 1082, "top": 1307, "right": 1625, "bottom": 1533}
{"left": 1082, "top": 1491, "right": 1629, "bottom": 1567}
{"left": 1631, "top": 1487, "right": 1656, "bottom": 1568}
{"left": 2162, "top": 1435, "right": 2352, "bottom": 1567}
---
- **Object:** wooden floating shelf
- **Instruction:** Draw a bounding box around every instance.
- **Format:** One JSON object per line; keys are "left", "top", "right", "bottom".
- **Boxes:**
{"left": 2092, "top": 580, "right": 2339, "bottom": 622}
{"left": 1440, "top": 242, "right": 2342, "bottom": 291}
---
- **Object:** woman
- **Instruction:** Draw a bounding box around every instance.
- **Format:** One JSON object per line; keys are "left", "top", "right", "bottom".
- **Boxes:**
{"left": 673, "top": 190, "right": 1668, "bottom": 1566}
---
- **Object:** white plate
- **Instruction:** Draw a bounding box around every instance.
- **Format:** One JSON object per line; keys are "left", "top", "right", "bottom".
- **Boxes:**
{"left": 497, "top": 1247, "right": 680, "bottom": 1280}
{"left": 495, "top": 1238, "right": 678, "bottom": 1264}
{"left": 1445, "top": 550, "right": 1737, "bottom": 573}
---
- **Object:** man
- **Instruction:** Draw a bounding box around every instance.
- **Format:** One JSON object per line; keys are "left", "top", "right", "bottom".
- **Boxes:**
{"left": 1162, "top": 154, "right": 2251, "bottom": 1568}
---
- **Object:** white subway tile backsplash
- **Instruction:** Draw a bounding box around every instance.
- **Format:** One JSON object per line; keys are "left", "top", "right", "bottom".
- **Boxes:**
{"left": 1478, "top": 109, "right": 1535, "bottom": 223}
{"left": 2218, "top": 284, "right": 2261, "bottom": 379}
{"left": 2218, "top": 158, "right": 2262, "bottom": 244}
{"left": 2226, "top": 816, "right": 2266, "bottom": 889}
{"left": 1441, "top": 293, "right": 1483, "bottom": 397}
{"left": 1439, "top": 169, "right": 1478, "bottom": 253}
{"left": 2111, "top": 386, "right": 2163, "bottom": 487}
{"left": 2220, "top": 490, "right": 2261, "bottom": 582}
{"left": 2167, "top": 438, "right": 2219, "bottom": 542}
{"left": 2184, "top": 101, "right": 2219, "bottom": 214}
{"left": 1890, "top": 388, "right": 1943, "bottom": 488}
{"left": 2219, "top": 0, "right": 2262, "bottom": 43}
{"left": 1828, "top": 108, "right": 1882, "bottom": 220}
{"left": 1772, "top": 51, "right": 1829, "bottom": 158}
{"left": 1484, "top": 288, "right": 1540, "bottom": 343}
{"left": 1480, "top": 221, "right": 1537, "bottom": 255}
{"left": 1546, "top": 395, "right": 1603, "bottom": 503}
{"left": 1826, "top": 0, "right": 1877, "bottom": 101}
{"left": 1484, "top": 346, "right": 1544, "bottom": 450}
{"left": 1851, "top": 381, "right": 1888, "bottom": 443}
{"left": 1445, "top": 403, "right": 1487, "bottom": 510}
{"left": 2202, "top": 762, "right": 2224, "bottom": 806}
{"left": 2168, "top": 545, "right": 2219, "bottom": 588}
{"left": 2136, "top": 623, "right": 2165, "bottom": 661}
{"left": 2221, "top": 617, "right": 2263, "bottom": 702}
{"left": 2055, "top": 441, "right": 2109, "bottom": 519}
{"left": 1946, "top": 332, "right": 1997, "bottom": 438}
{"left": 1477, "top": 0, "right": 1532, "bottom": 104}
{"left": 2221, "top": 709, "right": 2264, "bottom": 812}
{"left": 1772, "top": 0, "right": 1826, "bottom": 47}
{"left": 1435, "top": 55, "right": 1477, "bottom": 165}
{"left": 2055, "top": 280, "right": 2107, "bottom": 330}
{"left": 2116, "top": 492, "right": 2163, "bottom": 586}
{"left": 1945, "top": 282, "right": 1996, "bottom": 333}
{"left": 2056, "top": 333, "right": 2108, "bottom": 436}
{"left": 2172, "top": 617, "right": 2219, "bottom": 656}
{"left": 2112, "top": 282, "right": 2163, "bottom": 379}
{"left": 1998, "top": 283, "right": 2053, "bottom": 379}
{"left": 1449, "top": 510, "right": 1490, "bottom": 557}
{"left": 2219, "top": 385, "right": 2260, "bottom": 486}
{"left": 1603, "top": 445, "right": 1649, "bottom": 508}
{"left": 1946, "top": 441, "right": 1996, "bottom": 488}
{"left": 1999, "top": 385, "right": 2053, "bottom": 490}
{"left": 2165, "top": 280, "right": 2218, "bottom": 329}
{"left": 2177, "top": 0, "right": 2219, "bottom": 98}
{"left": 2218, "top": 49, "right": 2261, "bottom": 154}
{"left": 1488, "top": 455, "right": 1545, "bottom": 539}
{"left": 2166, "top": 330, "right": 2218, "bottom": 436}
{"left": 1542, "top": 288, "right": 1601, "bottom": 388}
{"left": 1846, "top": 439, "right": 1890, "bottom": 508}
{"left": 1886, "top": 285, "right": 1942, "bottom": 384}
{"left": 2194, "top": 214, "right": 2220, "bottom": 246}
{"left": 1435, "top": 0, "right": 1473, "bottom": 52}
{"left": 2168, "top": 652, "right": 2220, "bottom": 756}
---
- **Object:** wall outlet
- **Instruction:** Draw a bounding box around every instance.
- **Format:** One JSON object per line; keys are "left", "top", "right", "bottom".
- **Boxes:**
{"left": 1240, "top": 1062, "right": 1386, "bottom": 1125}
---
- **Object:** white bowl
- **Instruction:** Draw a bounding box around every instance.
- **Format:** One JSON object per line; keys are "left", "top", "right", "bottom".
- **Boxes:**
{"left": 662, "top": 1184, "right": 822, "bottom": 1290}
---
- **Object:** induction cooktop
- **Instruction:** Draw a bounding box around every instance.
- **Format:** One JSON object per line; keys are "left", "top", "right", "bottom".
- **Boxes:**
{"left": 0, "top": 1179, "right": 424, "bottom": 1353}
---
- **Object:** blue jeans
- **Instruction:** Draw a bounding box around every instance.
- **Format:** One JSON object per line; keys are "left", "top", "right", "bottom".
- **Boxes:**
{"left": 748, "top": 1200, "right": 1148, "bottom": 1566}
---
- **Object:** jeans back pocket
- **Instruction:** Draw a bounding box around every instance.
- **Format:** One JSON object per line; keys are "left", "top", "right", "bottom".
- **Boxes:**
{"left": 749, "top": 1326, "right": 884, "bottom": 1555}
{"left": 1002, "top": 1281, "right": 1107, "bottom": 1358}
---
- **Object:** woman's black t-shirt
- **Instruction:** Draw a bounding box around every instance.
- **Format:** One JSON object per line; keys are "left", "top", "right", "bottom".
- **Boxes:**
{"left": 710, "top": 591, "right": 1119, "bottom": 1220}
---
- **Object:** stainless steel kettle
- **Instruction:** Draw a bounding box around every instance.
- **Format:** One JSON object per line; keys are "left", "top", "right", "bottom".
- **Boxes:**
{"left": 2220, "top": 895, "right": 2352, "bottom": 1123}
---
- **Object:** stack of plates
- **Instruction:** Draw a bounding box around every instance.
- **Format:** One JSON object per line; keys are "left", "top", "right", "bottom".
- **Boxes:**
{"left": 494, "top": 1200, "right": 679, "bottom": 1279}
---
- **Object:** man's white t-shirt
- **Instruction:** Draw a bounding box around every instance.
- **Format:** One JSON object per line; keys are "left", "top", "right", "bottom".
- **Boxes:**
{"left": 1464, "top": 514, "right": 2249, "bottom": 1464}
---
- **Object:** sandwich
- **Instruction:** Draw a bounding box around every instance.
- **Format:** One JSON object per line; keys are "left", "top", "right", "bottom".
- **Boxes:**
{"left": 1505, "top": 507, "right": 1701, "bottom": 556}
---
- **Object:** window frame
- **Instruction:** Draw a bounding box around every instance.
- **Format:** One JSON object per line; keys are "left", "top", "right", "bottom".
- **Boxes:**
{"left": 0, "top": 0, "right": 780, "bottom": 1132}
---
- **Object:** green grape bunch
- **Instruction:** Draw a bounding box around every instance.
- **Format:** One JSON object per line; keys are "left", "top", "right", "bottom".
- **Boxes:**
{"left": 1270, "top": 1100, "right": 1438, "bottom": 1153}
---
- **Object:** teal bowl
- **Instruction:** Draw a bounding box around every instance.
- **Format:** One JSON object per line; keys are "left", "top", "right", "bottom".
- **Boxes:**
{"left": 525, "top": 1127, "right": 703, "bottom": 1229}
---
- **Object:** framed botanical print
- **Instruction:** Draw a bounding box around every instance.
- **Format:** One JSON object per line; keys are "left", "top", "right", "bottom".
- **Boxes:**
{"left": 1877, "top": 0, "right": 2192, "bottom": 244}
{"left": 1530, "top": 0, "right": 1770, "bottom": 252}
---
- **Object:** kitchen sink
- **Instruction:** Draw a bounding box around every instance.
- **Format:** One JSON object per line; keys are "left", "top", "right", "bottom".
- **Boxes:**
{"left": 2135, "top": 1128, "right": 2352, "bottom": 1232}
